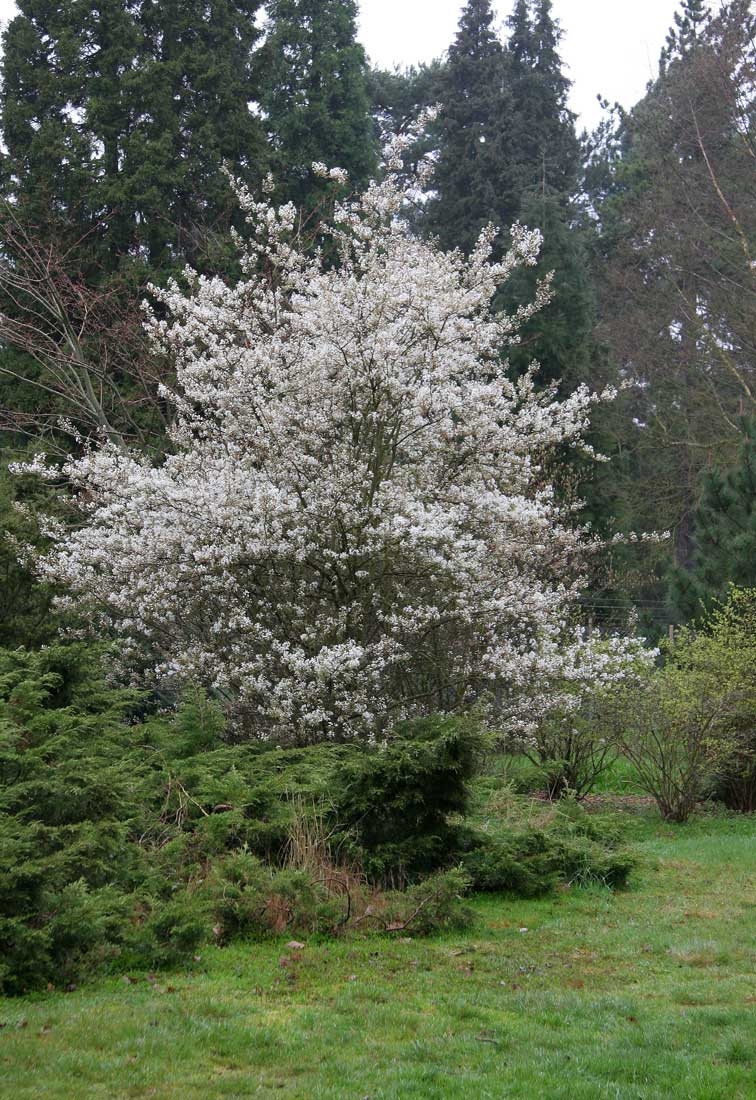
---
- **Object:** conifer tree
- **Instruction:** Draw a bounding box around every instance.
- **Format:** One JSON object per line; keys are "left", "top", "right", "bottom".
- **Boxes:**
{"left": 669, "top": 424, "right": 756, "bottom": 621}
{"left": 496, "top": 1, "right": 593, "bottom": 395}
{"left": 425, "top": 0, "right": 516, "bottom": 254}
{"left": 0, "top": 0, "right": 268, "bottom": 271}
{"left": 129, "top": 0, "right": 269, "bottom": 267}
{"left": 661, "top": 0, "right": 711, "bottom": 67}
{"left": 260, "top": 0, "right": 377, "bottom": 210}
{"left": 506, "top": 0, "right": 579, "bottom": 200}
{"left": 588, "top": 0, "right": 756, "bottom": 596}
{"left": 0, "top": 2, "right": 99, "bottom": 255}
{"left": 504, "top": 191, "right": 595, "bottom": 388}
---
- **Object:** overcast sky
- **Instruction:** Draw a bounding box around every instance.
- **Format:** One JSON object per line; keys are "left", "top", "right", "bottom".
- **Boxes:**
{"left": 359, "top": 0, "right": 699, "bottom": 128}
{"left": 0, "top": 0, "right": 699, "bottom": 129}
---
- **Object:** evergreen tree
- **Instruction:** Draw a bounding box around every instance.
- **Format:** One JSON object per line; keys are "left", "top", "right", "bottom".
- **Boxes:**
{"left": 496, "top": 1, "right": 592, "bottom": 394}
{"left": 506, "top": 0, "right": 580, "bottom": 200}
{"left": 0, "top": 0, "right": 268, "bottom": 272}
{"left": 587, "top": 0, "right": 756, "bottom": 598}
{"left": 425, "top": 0, "right": 516, "bottom": 254}
{"left": 504, "top": 191, "right": 595, "bottom": 388}
{"left": 669, "top": 424, "right": 756, "bottom": 621}
{"left": 260, "top": 0, "right": 377, "bottom": 211}
{"left": 368, "top": 63, "right": 443, "bottom": 142}
{"left": 0, "top": 2, "right": 99, "bottom": 257}
{"left": 661, "top": 0, "right": 711, "bottom": 67}
{"left": 125, "top": 0, "right": 269, "bottom": 267}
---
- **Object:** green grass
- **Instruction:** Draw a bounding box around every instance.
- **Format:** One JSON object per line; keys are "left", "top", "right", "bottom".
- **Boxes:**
{"left": 2, "top": 807, "right": 756, "bottom": 1099}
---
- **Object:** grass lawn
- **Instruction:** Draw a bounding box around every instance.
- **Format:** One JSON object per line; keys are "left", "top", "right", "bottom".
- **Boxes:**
{"left": 2, "top": 806, "right": 755, "bottom": 1099}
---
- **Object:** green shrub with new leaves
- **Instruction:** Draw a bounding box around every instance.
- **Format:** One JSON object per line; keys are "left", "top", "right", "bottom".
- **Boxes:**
{"left": 613, "top": 587, "right": 756, "bottom": 820}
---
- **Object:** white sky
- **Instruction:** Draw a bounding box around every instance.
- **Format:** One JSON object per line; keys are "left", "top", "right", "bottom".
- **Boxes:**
{"left": 359, "top": 0, "right": 700, "bottom": 128}
{"left": 0, "top": 0, "right": 700, "bottom": 129}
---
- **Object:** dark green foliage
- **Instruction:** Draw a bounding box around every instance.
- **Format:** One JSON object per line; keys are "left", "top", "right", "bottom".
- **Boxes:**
{"left": 0, "top": 1, "right": 269, "bottom": 455}
{"left": 461, "top": 801, "right": 634, "bottom": 896}
{"left": 143, "top": 715, "right": 484, "bottom": 883}
{"left": 669, "top": 423, "right": 756, "bottom": 622}
{"left": 367, "top": 62, "right": 442, "bottom": 224}
{"left": 0, "top": 456, "right": 56, "bottom": 648}
{"left": 506, "top": 0, "right": 579, "bottom": 200}
{"left": 425, "top": 0, "right": 516, "bottom": 254}
{"left": 497, "top": 2, "right": 595, "bottom": 398}
{"left": 584, "top": 2, "right": 756, "bottom": 616}
{"left": 661, "top": 0, "right": 711, "bottom": 68}
{"left": 368, "top": 63, "right": 443, "bottom": 141}
{"left": 0, "top": 658, "right": 481, "bottom": 992}
{"left": 260, "top": 0, "right": 377, "bottom": 211}
{"left": 502, "top": 190, "right": 596, "bottom": 390}
{"left": 0, "top": 645, "right": 150, "bottom": 993}
{"left": 380, "top": 868, "right": 474, "bottom": 935}
{"left": 0, "top": 647, "right": 635, "bottom": 993}
{"left": 334, "top": 715, "right": 485, "bottom": 882}
{"left": 461, "top": 830, "right": 561, "bottom": 896}
{"left": 0, "top": 0, "right": 268, "bottom": 271}
{"left": 709, "top": 759, "right": 756, "bottom": 815}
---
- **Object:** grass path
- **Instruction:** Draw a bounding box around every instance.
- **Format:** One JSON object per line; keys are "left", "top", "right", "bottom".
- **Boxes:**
{"left": 2, "top": 811, "right": 756, "bottom": 1099}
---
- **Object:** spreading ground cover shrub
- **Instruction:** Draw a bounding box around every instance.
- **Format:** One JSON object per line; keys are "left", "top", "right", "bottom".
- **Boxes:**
{"left": 0, "top": 648, "right": 148, "bottom": 992}
{"left": 0, "top": 645, "right": 636, "bottom": 994}
{"left": 460, "top": 798, "right": 635, "bottom": 896}
{"left": 0, "top": 649, "right": 481, "bottom": 992}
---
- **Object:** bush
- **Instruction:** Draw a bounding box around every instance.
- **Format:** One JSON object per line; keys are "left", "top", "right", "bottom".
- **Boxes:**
{"left": 0, "top": 650, "right": 482, "bottom": 993}
{"left": 332, "top": 715, "right": 485, "bottom": 883}
{"left": 503, "top": 637, "right": 650, "bottom": 801}
{"left": 614, "top": 589, "right": 756, "bottom": 821}
{"left": 460, "top": 800, "right": 635, "bottom": 896}
{"left": 518, "top": 702, "right": 618, "bottom": 801}
{"left": 0, "top": 645, "right": 154, "bottom": 993}
{"left": 0, "top": 644, "right": 632, "bottom": 994}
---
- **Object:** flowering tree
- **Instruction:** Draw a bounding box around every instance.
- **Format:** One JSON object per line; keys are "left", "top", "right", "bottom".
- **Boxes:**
{"left": 22, "top": 132, "right": 641, "bottom": 743}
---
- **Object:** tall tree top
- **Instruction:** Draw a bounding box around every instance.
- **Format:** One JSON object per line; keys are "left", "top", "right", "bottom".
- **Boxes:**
{"left": 661, "top": 0, "right": 711, "bottom": 66}
{"left": 425, "top": 0, "right": 514, "bottom": 253}
{"left": 508, "top": 0, "right": 533, "bottom": 65}
{"left": 449, "top": 0, "right": 502, "bottom": 61}
{"left": 505, "top": 0, "right": 578, "bottom": 198}
{"left": 0, "top": 0, "right": 268, "bottom": 271}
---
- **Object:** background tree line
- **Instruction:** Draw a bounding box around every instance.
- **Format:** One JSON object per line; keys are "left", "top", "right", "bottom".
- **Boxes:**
{"left": 1, "top": 0, "right": 755, "bottom": 648}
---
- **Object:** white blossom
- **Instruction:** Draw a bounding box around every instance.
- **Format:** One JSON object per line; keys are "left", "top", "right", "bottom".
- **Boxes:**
{"left": 25, "top": 134, "right": 645, "bottom": 743}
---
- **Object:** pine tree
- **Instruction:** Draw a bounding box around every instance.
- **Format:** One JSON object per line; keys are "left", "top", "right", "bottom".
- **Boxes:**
{"left": 425, "top": 0, "right": 516, "bottom": 254}
{"left": 661, "top": 0, "right": 711, "bottom": 67}
{"left": 260, "top": 0, "right": 377, "bottom": 211}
